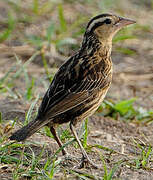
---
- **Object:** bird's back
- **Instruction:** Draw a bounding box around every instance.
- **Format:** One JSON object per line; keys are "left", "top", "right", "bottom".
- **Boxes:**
{"left": 41, "top": 48, "right": 113, "bottom": 126}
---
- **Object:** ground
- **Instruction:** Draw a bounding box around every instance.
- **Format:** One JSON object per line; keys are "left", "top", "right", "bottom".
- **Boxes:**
{"left": 0, "top": 0, "right": 153, "bottom": 179}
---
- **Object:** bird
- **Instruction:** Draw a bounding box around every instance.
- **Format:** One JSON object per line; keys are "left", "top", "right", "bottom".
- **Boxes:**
{"left": 9, "top": 13, "right": 135, "bottom": 168}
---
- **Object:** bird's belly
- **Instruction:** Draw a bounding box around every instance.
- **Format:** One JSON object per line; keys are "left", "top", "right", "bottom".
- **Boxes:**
{"left": 76, "top": 87, "right": 109, "bottom": 121}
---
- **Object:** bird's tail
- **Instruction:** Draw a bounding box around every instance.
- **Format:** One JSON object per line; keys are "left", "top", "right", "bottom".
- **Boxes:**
{"left": 9, "top": 118, "right": 47, "bottom": 142}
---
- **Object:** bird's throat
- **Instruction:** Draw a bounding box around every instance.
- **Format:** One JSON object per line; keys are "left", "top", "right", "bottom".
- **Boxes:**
{"left": 81, "top": 33, "right": 112, "bottom": 58}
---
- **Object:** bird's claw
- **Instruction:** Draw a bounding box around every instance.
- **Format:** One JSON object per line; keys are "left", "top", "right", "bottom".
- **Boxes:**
{"left": 73, "top": 154, "right": 101, "bottom": 169}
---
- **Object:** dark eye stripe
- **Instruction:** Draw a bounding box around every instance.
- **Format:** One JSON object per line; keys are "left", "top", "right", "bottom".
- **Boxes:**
{"left": 89, "top": 21, "right": 106, "bottom": 33}
{"left": 87, "top": 19, "right": 112, "bottom": 33}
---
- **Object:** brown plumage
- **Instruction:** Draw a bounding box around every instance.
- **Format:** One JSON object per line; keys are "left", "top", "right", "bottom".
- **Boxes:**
{"left": 10, "top": 14, "right": 135, "bottom": 168}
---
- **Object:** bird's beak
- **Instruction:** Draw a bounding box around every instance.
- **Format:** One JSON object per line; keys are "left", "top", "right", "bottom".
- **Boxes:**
{"left": 115, "top": 17, "right": 136, "bottom": 29}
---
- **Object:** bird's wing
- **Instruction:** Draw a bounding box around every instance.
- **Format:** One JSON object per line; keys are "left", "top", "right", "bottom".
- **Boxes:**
{"left": 38, "top": 57, "right": 111, "bottom": 119}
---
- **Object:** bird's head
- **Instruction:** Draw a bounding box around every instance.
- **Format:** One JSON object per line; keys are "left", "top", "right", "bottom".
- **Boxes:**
{"left": 85, "top": 13, "right": 136, "bottom": 43}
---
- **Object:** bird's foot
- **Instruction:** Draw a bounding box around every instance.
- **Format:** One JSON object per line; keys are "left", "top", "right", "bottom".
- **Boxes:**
{"left": 74, "top": 154, "right": 101, "bottom": 169}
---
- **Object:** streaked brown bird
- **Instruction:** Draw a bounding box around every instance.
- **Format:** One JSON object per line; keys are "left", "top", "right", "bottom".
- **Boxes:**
{"left": 10, "top": 13, "right": 135, "bottom": 168}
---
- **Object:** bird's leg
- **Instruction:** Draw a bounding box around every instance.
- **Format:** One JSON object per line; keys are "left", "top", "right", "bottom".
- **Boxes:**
{"left": 70, "top": 122, "right": 100, "bottom": 169}
{"left": 50, "top": 126, "right": 67, "bottom": 155}
{"left": 50, "top": 126, "right": 80, "bottom": 164}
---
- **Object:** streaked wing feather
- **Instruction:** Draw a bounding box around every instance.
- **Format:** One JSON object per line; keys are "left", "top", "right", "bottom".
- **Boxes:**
{"left": 39, "top": 74, "right": 108, "bottom": 119}
{"left": 45, "top": 91, "right": 89, "bottom": 118}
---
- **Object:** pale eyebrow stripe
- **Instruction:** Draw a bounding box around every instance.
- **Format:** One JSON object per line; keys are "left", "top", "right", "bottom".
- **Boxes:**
{"left": 86, "top": 17, "right": 108, "bottom": 32}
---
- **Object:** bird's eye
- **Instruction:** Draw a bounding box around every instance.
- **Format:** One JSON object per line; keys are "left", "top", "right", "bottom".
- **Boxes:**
{"left": 105, "top": 19, "right": 112, "bottom": 24}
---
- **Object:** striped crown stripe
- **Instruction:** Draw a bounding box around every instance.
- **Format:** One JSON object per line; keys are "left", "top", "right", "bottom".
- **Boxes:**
{"left": 86, "top": 14, "right": 112, "bottom": 32}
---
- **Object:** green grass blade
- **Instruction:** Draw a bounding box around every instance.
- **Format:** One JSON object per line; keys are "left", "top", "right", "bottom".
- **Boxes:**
{"left": 83, "top": 118, "right": 88, "bottom": 148}
{"left": 114, "top": 98, "right": 137, "bottom": 115}
{"left": 12, "top": 51, "right": 39, "bottom": 80}
{"left": 32, "top": 0, "right": 39, "bottom": 14}
{"left": 0, "top": 112, "right": 2, "bottom": 124}
{"left": 46, "top": 22, "right": 55, "bottom": 43}
{"left": 70, "top": 169, "right": 98, "bottom": 180}
{"left": 0, "top": 12, "right": 15, "bottom": 43}
{"left": 0, "top": 65, "right": 15, "bottom": 85}
{"left": 25, "top": 95, "right": 39, "bottom": 125}
{"left": 41, "top": 52, "right": 53, "bottom": 82}
{"left": 53, "top": 138, "right": 75, "bottom": 158}
{"left": 107, "top": 160, "right": 123, "bottom": 180}
{"left": 49, "top": 159, "right": 55, "bottom": 178}
{"left": 113, "top": 34, "right": 136, "bottom": 43}
{"left": 25, "top": 77, "right": 35, "bottom": 100}
{"left": 58, "top": 4, "right": 67, "bottom": 32}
